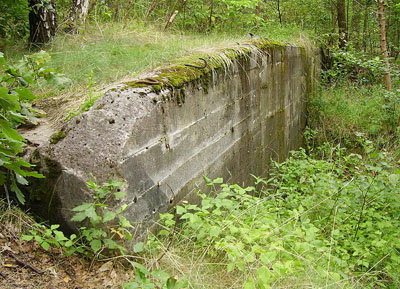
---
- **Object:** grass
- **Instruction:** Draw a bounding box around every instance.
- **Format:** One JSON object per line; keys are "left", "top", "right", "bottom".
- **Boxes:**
{"left": 1, "top": 20, "right": 313, "bottom": 123}
{"left": 4, "top": 22, "right": 310, "bottom": 90}
{"left": 308, "top": 84, "right": 400, "bottom": 150}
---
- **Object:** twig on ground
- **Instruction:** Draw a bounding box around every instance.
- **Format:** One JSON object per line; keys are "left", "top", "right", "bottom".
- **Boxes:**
{"left": 0, "top": 270, "right": 26, "bottom": 288}
{"left": 5, "top": 250, "right": 44, "bottom": 275}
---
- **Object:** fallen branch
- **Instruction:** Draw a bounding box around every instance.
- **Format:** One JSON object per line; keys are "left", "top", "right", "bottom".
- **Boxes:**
{"left": 6, "top": 250, "right": 44, "bottom": 275}
{"left": 0, "top": 271, "right": 25, "bottom": 288}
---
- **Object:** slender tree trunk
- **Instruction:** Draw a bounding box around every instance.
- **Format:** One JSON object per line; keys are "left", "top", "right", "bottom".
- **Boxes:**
{"left": 350, "top": 0, "right": 361, "bottom": 48}
{"left": 145, "top": 0, "right": 158, "bottom": 20}
{"left": 255, "top": 1, "right": 261, "bottom": 28}
{"left": 164, "top": 0, "right": 187, "bottom": 31}
{"left": 87, "top": 0, "right": 98, "bottom": 15}
{"left": 329, "top": 0, "right": 337, "bottom": 47}
{"left": 377, "top": 0, "right": 392, "bottom": 90}
{"left": 337, "top": 0, "right": 347, "bottom": 48}
{"left": 209, "top": 0, "right": 214, "bottom": 30}
{"left": 277, "top": 0, "right": 282, "bottom": 25}
{"left": 362, "top": 0, "right": 369, "bottom": 53}
{"left": 69, "top": 0, "right": 90, "bottom": 24}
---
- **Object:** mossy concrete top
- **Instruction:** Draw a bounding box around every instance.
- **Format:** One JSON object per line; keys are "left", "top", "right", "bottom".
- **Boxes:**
{"left": 123, "top": 39, "right": 288, "bottom": 93}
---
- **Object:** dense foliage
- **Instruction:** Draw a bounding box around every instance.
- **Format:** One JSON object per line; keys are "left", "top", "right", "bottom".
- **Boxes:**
{"left": 0, "top": 52, "right": 45, "bottom": 204}
{"left": 151, "top": 143, "right": 400, "bottom": 288}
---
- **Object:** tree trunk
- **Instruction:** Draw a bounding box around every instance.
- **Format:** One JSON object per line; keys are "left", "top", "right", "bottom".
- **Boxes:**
{"left": 29, "top": 0, "right": 57, "bottom": 45}
{"left": 350, "top": 0, "right": 361, "bottom": 48}
{"left": 362, "top": 0, "right": 369, "bottom": 53}
{"left": 209, "top": 0, "right": 214, "bottom": 30}
{"left": 337, "top": 0, "right": 347, "bottom": 48}
{"left": 377, "top": 0, "right": 392, "bottom": 90}
{"left": 69, "top": 0, "right": 90, "bottom": 24}
{"left": 329, "top": 0, "right": 337, "bottom": 47}
{"left": 277, "top": 0, "right": 282, "bottom": 25}
{"left": 255, "top": 1, "right": 261, "bottom": 28}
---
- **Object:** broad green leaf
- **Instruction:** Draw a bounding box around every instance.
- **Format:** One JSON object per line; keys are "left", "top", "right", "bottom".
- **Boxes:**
{"left": 209, "top": 226, "right": 220, "bottom": 237}
{"left": 15, "top": 88, "right": 36, "bottom": 101}
{"left": 21, "top": 235, "right": 33, "bottom": 241}
{"left": 41, "top": 242, "right": 50, "bottom": 250}
{"left": 260, "top": 251, "right": 277, "bottom": 264}
{"left": 119, "top": 216, "right": 133, "bottom": 228}
{"left": 54, "top": 230, "right": 68, "bottom": 242}
{"left": 0, "top": 89, "right": 20, "bottom": 111}
{"left": 133, "top": 242, "right": 144, "bottom": 253}
{"left": 0, "top": 119, "right": 24, "bottom": 142}
{"left": 90, "top": 239, "right": 102, "bottom": 252}
{"left": 10, "top": 180, "right": 25, "bottom": 204}
{"left": 103, "top": 238, "right": 119, "bottom": 249}
{"left": 71, "top": 212, "right": 88, "bottom": 222}
{"left": 166, "top": 276, "right": 177, "bottom": 289}
{"left": 114, "top": 190, "right": 127, "bottom": 199}
{"left": 151, "top": 269, "right": 170, "bottom": 283}
{"left": 103, "top": 210, "right": 116, "bottom": 222}
{"left": 130, "top": 261, "right": 149, "bottom": 275}
{"left": 15, "top": 173, "right": 28, "bottom": 185}
{"left": 388, "top": 174, "right": 399, "bottom": 184}
{"left": 72, "top": 202, "right": 93, "bottom": 212}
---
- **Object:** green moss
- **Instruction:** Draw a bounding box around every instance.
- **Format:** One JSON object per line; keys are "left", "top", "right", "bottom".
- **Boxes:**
{"left": 120, "top": 39, "right": 290, "bottom": 105}
{"left": 50, "top": 131, "right": 67, "bottom": 144}
{"left": 94, "top": 103, "right": 105, "bottom": 110}
{"left": 125, "top": 82, "right": 149, "bottom": 88}
{"left": 252, "top": 39, "right": 286, "bottom": 50}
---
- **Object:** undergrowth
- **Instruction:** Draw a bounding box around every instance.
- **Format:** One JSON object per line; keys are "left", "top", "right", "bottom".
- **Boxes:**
{"left": 145, "top": 143, "right": 400, "bottom": 288}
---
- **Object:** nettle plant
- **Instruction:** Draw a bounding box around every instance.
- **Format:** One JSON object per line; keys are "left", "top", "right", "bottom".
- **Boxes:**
{"left": 71, "top": 178, "right": 134, "bottom": 257}
{"left": 123, "top": 262, "right": 188, "bottom": 289}
{"left": 22, "top": 178, "right": 133, "bottom": 258}
{"left": 22, "top": 223, "right": 78, "bottom": 255}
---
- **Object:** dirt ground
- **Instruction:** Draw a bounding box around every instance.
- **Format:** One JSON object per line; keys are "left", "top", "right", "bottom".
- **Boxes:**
{"left": 0, "top": 211, "right": 132, "bottom": 289}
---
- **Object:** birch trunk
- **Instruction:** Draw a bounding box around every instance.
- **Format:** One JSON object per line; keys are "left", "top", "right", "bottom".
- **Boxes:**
{"left": 29, "top": 0, "right": 57, "bottom": 45}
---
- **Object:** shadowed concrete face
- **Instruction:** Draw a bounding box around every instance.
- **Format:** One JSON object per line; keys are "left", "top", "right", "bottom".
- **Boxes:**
{"left": 26, "top": 43, "right": 320, "bottom": 239}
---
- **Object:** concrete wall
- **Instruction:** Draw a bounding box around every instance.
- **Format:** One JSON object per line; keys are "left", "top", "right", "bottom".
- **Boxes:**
{"left": 28, "top": 41, "right": 319, "bottom": 237}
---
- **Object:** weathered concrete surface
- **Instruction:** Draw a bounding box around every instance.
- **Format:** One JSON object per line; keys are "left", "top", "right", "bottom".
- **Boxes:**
{"left": 26, "top": 40, "right": 319, "bottom": 237}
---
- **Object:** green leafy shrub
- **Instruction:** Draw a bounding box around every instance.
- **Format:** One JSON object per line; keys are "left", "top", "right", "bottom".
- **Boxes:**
{"left": 154, "top": 147, "right": 400, "bottom": 288}
{"left": 22, "top": 223, "right": 79, "bottom": 254}
{"left": 71, "top": 178, "right": 133, "bottom": 257}
{"left": 0, "top": 50, "right": 70, "bottom": 204}
{"left": 0, "top": 52, "right": 45, "bottom": 204}
{"left": 123, "top": 262, "right": 187, "bottom": 289}
{"left": 21, "top": 178, "right": 134, "bottom": 258}
{"left": 322, "top": 49, "right": 388, "bottom": 85}
{"left": 0, "top": 0, "right": 29, "bottom": 39}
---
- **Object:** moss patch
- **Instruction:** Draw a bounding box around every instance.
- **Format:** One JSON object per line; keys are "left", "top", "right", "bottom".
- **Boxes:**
{"left": 50, "top": 131, "right": 67, "bottom": 144}
{"left": 123, "top": 39, "right": 290, "bottom": 98}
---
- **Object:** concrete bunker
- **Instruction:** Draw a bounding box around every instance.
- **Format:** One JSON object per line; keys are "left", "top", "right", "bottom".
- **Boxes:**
{"left": 25, "top": 39, "right": 320, "bottom": 239}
